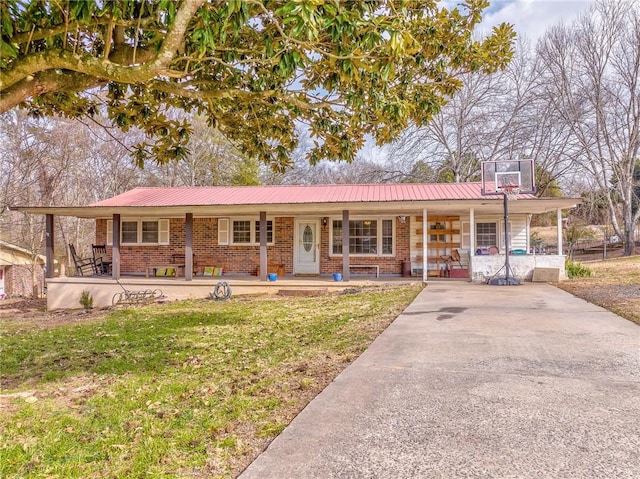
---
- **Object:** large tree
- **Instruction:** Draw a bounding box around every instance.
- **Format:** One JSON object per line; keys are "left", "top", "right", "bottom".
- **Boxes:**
{"left": 387, "top": 38, "right": 577, "bottom": 190}
{"left": 0, "top": 0, "right": 514, "bottom": 170}
{"left": 537, "top": 0, "right": 640, "bottom": 255}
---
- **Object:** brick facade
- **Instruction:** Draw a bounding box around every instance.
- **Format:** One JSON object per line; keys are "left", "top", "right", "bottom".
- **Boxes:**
{"left": 96, "top": 216, "right": 410, "bottom": 276}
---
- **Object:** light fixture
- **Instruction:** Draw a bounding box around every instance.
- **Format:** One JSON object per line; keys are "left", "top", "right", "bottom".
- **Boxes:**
{"left": 398, "top": 216, "right": 407, "bottom": 223}
{"left": 322, "top": 217, "right": 328, "bottom": 227}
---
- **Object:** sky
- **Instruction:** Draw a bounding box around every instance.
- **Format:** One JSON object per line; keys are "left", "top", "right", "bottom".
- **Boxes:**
{"left": 478, "top": 0, "right": 595, "bottom": 43}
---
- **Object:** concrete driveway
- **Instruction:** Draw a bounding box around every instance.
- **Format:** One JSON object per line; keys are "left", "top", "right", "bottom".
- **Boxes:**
{"left": 240, "top": 282, "right": 640, "bottom": 478}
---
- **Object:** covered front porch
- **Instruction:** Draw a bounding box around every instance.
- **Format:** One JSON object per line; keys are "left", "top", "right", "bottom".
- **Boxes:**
{"left": 12, "top": 183, "right": 581, "bottom": 310}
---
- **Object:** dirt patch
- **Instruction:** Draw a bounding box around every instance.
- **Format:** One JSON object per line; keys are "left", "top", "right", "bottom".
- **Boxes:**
{"left": 0, "top": 298, "right": 112, "bottom": 330}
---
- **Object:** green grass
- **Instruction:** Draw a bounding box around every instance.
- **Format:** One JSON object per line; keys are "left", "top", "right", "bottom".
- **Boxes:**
{"left": 0, "top": 284, "right": 423, "bottom": 478}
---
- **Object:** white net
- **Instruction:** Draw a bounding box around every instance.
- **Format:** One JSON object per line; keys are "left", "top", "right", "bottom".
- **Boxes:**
{"left": 502, "top": 186, "right": 521, "bottom": 200}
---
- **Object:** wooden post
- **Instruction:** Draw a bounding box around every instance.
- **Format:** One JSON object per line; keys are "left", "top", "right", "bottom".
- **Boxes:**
{"left": 469, "top": 208, "right": 475, "bottom": 257}
{"left": 342, "top": 210, "right": 350, "bottom": 281}
{"left": 422, "top": 208, "right": 428, "bottom": 283}
{"left": 259, "top": 211, "right": 267, "bottom": 281}
{"left": 112, "top": 214, "right": 120, "bottom": 280}
{"left": 469, "top": 207, "right": 475, "bottom": 278}
{"left": 185, "top": 213, "right": 193, "bottom": 281}
{"left": 557, "top": 208, "right": 563, "bottom": 256}
{"left": 45, "top": 214, "right": 54, "bottom": 278}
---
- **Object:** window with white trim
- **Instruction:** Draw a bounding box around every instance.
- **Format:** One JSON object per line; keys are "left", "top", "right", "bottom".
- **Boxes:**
{"left": 476, "top": 222, "right": 497, "bottom": 247}
{"left": 331, "top": 218, "right": 395, "bottom": 256}
{"left": 106, "top": 219, "right": 169, "bottom": 245}
{"left": 230, "top": 218, "right": 274, "bottom": 245}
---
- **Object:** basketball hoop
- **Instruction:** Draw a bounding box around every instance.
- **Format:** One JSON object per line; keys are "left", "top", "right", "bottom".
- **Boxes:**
{"left": 501, "top": 185, "right": 521, "bottom": 201}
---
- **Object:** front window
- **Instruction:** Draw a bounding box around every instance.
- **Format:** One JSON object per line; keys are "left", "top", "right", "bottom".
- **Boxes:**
{"left": 108, "top": 218, "right": 169, "bottom": 246}
{"left": 253, "top": 220, "right": 273, "bottom": 244}
{"left": 122, "top": 221, "right": 138, "bottom": 243}
{"left": 350, "top": 219, "right": 378, "bottom": 254}
{"left": 476, "top": 222, "right": 497, "bottom": 247}
{"left": 382, "top": 219, "right": 393, "bottom": 254}
{"left": 331, "top": 218, "right": 394, "bottom": 256}
{"left": 233, "top": 220, "right": 252, "bottom": 243}
{"left": 141, "top": 221, "right": 159, "bottom": 243}
{"left": 231, "top": 218, "right": 274, "bottom": 245}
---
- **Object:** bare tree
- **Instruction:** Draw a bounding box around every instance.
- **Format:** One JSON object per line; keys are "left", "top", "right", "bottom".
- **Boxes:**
{"left": 537, "top": 0, "right": 640, "bottom": 255}
{"left": 157, "top": 115, "right": 260, "bottom": 187}
{"left": 387, "top": 37, "right": 574, "bottom": 188}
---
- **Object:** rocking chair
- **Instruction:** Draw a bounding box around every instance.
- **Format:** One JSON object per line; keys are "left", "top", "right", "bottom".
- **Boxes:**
{"left": 92, "top": 244, "right": 112, "bottom": 275}
{"left": 69, "top": 244, "right": 100, "bottom": 276}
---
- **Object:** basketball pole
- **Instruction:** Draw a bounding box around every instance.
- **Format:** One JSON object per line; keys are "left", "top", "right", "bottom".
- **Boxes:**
{"left": 503, "top": 191, "right": 511, "bottom": 284}
{"left": 487, "top": 188, "right": 520, "bottom": 286}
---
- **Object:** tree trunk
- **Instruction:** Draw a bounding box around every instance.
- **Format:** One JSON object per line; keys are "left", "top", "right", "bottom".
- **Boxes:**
{"left": 624, "top": 227, "right": 636, "bottom": 256}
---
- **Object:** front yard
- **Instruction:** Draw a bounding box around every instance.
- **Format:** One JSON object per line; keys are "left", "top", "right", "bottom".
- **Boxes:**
{"left": 558, "top": 256, "right": 640, "bottom": 325}
{"left": 0, "top": 284, "right": 423, "bottom": 478}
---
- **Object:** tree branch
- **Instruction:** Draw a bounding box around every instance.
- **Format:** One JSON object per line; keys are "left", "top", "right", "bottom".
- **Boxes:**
{"left": 0, "top": 70, "right": 103, "bottom": 113}
{"left": 0, "top": 0, "right": 205, "bottom": 112}
{"left": 147, "top": 79, "right": 337, "bottom": 111}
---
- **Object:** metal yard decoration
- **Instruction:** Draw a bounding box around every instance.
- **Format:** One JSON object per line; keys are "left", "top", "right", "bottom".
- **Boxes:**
{"left": 112, "top": 281, "right": 163, "bottom": 306}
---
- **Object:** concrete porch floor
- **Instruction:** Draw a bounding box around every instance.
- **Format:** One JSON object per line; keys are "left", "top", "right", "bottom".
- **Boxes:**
{"left": 45, "top": 274, "right": 428, "bottom": 310}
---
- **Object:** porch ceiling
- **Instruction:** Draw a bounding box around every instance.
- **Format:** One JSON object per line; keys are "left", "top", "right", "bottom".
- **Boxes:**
{"left": 11, "top": 197, "right": 580, "bottom": 218}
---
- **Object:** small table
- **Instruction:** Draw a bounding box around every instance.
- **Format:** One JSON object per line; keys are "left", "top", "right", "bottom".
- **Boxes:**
{"left": 146, "top": 264, "right": 184, "bottom": 278}
{"left": 100, "top": 261, "right": 112, "bottom": 275}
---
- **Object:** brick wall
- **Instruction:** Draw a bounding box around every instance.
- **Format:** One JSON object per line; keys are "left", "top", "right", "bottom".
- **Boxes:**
{"left": 4, "top": 264, "right": 45, "bottom": 297}
{"left": 96, "top": 216, "right": 410, "bottom": 276}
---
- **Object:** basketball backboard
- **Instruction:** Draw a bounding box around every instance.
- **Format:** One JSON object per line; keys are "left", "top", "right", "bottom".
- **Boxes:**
{"left": 481, "top": 160, "right": 536, "bottom": 195}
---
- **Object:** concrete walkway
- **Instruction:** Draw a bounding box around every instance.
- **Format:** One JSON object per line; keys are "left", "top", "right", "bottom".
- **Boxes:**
{"left": 240, "top": 282, "right": 640, "bottom": 478}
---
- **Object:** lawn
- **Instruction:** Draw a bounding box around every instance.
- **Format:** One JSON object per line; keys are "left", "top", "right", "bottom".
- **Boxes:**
{"left": 558, "top": 256, "right": 640, "bottom": 324}
{"left": 0, "top": 284, "right": 423, "bottom": 478}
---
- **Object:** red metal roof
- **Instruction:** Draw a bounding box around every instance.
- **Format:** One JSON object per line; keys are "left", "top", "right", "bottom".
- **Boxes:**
{"left": 90, "top": 183, "right": 531, "bottom": 207}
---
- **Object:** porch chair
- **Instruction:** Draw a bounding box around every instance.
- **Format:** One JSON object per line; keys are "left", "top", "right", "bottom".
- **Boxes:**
{"left": 440, "top": 248, "right": 464, "bottom": 271}
{"left": 92, "top": 244, "right": 112, "bottom": 275}
{"left": 69, "top": 244, "right": 99, "bottom": 276}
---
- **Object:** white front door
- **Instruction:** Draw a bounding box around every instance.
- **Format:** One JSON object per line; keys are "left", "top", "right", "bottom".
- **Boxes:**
{"left": 0, "top": 267, "right": 5, "bottom": 298}
{"left": 294, "top": 220, "right": 320, "bottom": 274}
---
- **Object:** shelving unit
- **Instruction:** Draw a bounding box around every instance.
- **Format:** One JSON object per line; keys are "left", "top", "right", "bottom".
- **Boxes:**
{"left": 411, "top": 215, "right": 461, "bottom": 277}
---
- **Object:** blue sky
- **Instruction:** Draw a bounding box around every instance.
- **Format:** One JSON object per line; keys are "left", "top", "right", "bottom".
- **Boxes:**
{"left": 478, "top": 0, "right": 595, "bottom": 43}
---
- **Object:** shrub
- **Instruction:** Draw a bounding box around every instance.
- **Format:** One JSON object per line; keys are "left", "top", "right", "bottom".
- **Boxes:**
{"left": 566, "top": 259, "right": 592, "bottom": 278}
{"left": 79, "top": 290, "right": 94, "bottom": 309}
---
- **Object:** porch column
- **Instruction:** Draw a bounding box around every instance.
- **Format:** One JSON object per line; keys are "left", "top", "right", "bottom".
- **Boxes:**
{"left": 422, "top": 208, "right": 428, "bottom": 283}
{"left": 469, "top": 208, "right": 475, "bottom": 256}
{"left": 112, "top": 214, "right": 121, "bottom": 280}
{"left": 185, "top": 213, "right": 193, "bottom": 281}
{"left": 259, "top": 211, "right": 267, "bottom": 281}
{"left": 45, "top": 214, "right": 54, "bottom": 278}
{"left": 557, "top": 208, "right": 563, "bottom": 255}
{"left": 342, "top": 210, "right": 350, "bottom": 281}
